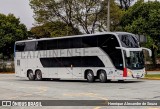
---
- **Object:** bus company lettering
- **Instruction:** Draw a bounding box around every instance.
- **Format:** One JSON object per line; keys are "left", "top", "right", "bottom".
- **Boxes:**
{"left": 20, "top": 48, "right": 99, "bottom": 59}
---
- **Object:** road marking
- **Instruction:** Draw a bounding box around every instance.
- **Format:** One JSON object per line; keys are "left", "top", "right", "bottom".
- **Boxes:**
{"left": 148, "top": 108, "right": 160, "bottom": 109}
{"left": 35, "top": 87, "right": 48, "bottom": 94}
{"left": 64, "top": 92, "right": 108, "bottom": 100}
{"left": 8, "top": 86, "right": 48, "bottom": 99}
{"left": 9, "top": 96, "right": 19, "bottom": 99}
{"left": 93, "top": 106, "right": 101, "bottom": 109}
{"left": 20, "top": 86, "right": 48, "bottom": 94}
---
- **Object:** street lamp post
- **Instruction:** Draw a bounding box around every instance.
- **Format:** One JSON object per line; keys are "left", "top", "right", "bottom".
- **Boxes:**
{"left": 101, "top": 0, "right": 110, "bottom": 31}
{"left": 107, "top": 0, "right": 110, "bottom": 32}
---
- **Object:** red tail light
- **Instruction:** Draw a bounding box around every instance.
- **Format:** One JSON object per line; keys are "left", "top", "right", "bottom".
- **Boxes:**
{"left": 123, "top": 67, "right": 127, "bottom": 77}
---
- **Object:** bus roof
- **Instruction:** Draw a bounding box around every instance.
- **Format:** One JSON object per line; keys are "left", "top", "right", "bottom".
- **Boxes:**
{"left": 15, "top": 32, "right": 133, "bottom": 43}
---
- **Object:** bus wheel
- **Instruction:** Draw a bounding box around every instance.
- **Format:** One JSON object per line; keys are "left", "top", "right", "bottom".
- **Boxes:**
{"left": 35, "top": 70, "right": 42, "bottom": 81}
{"left": 86, "top": 70, "right": 95, "bottom": 83}
{"left": 28, "top": 70, "right": 35, "bottom": 80}
{"left": 99, "top": 70, "right": 107, "bottom": 83}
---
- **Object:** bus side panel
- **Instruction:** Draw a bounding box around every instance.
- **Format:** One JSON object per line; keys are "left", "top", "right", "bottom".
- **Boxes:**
{"left": 48, "top": 68, "right": 58, "bottom": 78}
{"left": 57, "top": 68, "right": 72, "bottom": 79}
{"left": 72, "top": 68, "right": 82, "bottom": 79}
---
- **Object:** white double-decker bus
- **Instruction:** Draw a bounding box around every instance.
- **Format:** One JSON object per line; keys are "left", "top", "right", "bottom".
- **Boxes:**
{"left": 14, "top": 32, "right": 151, "bottom": 82}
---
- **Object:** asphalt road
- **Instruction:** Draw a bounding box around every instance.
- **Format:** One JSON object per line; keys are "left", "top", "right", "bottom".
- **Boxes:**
{"left": 0, "top": 74, "right": 160, "bottom": 109}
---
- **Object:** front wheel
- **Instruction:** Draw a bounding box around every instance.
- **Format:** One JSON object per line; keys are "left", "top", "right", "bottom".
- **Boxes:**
{"left": 86, "top": 70, "right": 95, "bottom": 83}
{"left": 28, "top": 70, "right": 35, "bottom": 80}
{"left": 99, "top": 70, "right": 107, "bottom": 83}
{"left": 35, "top": 70, "right": 42, "bottom": 81}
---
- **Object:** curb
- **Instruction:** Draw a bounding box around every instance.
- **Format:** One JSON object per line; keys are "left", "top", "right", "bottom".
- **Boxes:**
{"left": 0, "top": 72, "right": 15, "bottom": 74}
{"left": 142, "top": 78, "right": 160, "bottom": 80}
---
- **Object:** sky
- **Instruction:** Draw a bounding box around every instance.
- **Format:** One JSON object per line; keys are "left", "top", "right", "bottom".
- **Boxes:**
{"left": 0, "top": 0, "right": 34, "bottom": 29}
{"left": 0, "top": 0, "right": 160, "bottom": 30}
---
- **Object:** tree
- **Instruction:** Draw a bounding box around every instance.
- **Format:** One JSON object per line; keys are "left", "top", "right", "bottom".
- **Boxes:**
{"left": 0, "top": 13, "right": 28, "bottom": 58}
{"left": 98, "top": 0, "right": 124, "bottom": 31}
{"left": 30, "top": 21, "right": 81, "bottom": 38}
{"left": 30, "top": 0, "right": 124, "bottom": 33}
{"left": 30, "top": 0, "right": 109, "bottom": 34}
{"left": 120, "top": 1, "right": 160, "bottom": 65}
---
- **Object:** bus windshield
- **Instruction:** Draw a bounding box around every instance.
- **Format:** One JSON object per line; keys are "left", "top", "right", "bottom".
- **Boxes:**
{"left": 125, "top": 51, "right": 144, "bottom": 69}
{"left": 118, "top": 34, "right": 139, "bottom": 48}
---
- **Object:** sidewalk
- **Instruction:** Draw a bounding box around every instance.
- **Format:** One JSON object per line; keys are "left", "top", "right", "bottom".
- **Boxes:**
{"left": 146, "top": 71, "right": 160, "bottom": 74}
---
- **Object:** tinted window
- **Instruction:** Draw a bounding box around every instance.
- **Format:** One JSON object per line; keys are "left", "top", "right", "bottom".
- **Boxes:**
{"left": 82, "top": 36, "right": 98, "bottom": 47}
{"left": 58, "top": 39, "right": 70, "bottom": 49}
{"left": 16, "top": 42, "right": 25, "bottom": 52}
{"left": 47, "top": 40, "right": 57, "bottom": 50}
{"left": 24, "top": 41, "right": 36, "bottom": 51}
{"left": 40, "top": 56, "right": 104, "bottom": 67}
{"left": 98, "top": 34, "right": 123, "bottom": 70}
{"left": 37, "top": 41, "right": 47, "bottom": 50}
{"left": 71, "top": 37, "right": 82, "bottom": 48}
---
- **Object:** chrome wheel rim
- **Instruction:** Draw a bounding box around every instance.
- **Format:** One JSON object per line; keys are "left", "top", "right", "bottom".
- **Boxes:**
{"left": 100, "top": 73, "right": 105, "bottom": 80}
{"left": 29, "top": 72, "right": 33, "bottom": 79}
{"left": 36, "top": 71, "right": 41, "bottom": 80}
{"left": 87, "top": 73, "right": 92, "bottom": 80}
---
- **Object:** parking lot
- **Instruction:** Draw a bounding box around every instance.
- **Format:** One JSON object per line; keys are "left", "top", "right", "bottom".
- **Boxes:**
{"left": 0, "top": 74, "right": 160, "bottom": 109}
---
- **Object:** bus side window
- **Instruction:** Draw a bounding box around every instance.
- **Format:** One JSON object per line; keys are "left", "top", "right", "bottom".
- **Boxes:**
{"left": 47, "top": 40, "right": 57, "bottom": 50}
{"left": 16, "top": 42, "right": 25, "bottom": 52}
{"left": 58, "top": 39, "right": 70, "bottom": 49}
{"left": 71, "top": 37, "right": 82, "bottom": 48}
{"left": 24, "top": 42, "right": 36, "bottom": 51}
{"left": 82, "top": 36, "right": 97, "bottom": 48}
{"left": 37, "top": 41, "right": 47, "bottom": 50}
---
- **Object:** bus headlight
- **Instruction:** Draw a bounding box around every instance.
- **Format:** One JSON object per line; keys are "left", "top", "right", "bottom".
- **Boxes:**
{"left": 127, "top": 70, "right": 132, "bottom": 76}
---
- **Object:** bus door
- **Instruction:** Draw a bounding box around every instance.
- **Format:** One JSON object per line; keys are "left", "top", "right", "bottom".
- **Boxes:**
{"left": 15, "top": 58, "right": 21, "bottom": 76}
{"left": 15, "top": 58, "right": 26, "bottom": 77}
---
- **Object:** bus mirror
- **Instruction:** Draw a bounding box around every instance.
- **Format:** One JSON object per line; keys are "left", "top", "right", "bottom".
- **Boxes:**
{"left": 141, "top": 47, "right": 152, "bottom": 57}
{"left": 115, "top": 47, "right": 130, "bottom": 57}
{"left": 126, "top": 50, "right": 130, "bottom": 57}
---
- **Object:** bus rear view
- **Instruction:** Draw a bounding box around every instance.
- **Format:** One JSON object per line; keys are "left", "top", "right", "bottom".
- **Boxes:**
{"left": 14, "top": 32, "right": 151, "bottom": 82}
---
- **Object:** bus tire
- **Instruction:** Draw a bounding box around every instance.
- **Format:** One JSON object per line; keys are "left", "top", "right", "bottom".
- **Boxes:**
{"left": 99, "top": 70, "right": 107, "bottom": 83}
{"left": 86, "top": 70, "right": 95, "bottom": 83}
{"left": 35, "top": 70, "right": 42, "bottom": 81}
{"left": 28, "top": 70, "right": 35, "bottom": 80}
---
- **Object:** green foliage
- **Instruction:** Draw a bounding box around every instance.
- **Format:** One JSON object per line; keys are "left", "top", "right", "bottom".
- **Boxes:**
{"left": 30, "top": 21, "right": 81, "bottom": 38}
{"left": 97, "top": 0, "right": 124, "bottom": 31}
{"left": 0, "top": 13, "right": 28, "bottom": 58}
{"left": 110, "top": 1, "right": 125, "bottom": 31}
{"left": 121, "top": 1, "right": 160, "bottom": 46}
{"left": 121, "top": 1, "right": 160, "bottom": 64}
{"left": 145, "top": 74, "right": 160, "bottom": 79}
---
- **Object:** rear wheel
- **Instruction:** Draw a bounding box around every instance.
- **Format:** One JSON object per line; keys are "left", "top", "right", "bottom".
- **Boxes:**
{"left": 99, "top": 70, "right": 107, "bottom": 83}
{"left": 35, "top": 70, "right": 42, "bottom": 81}
{"left": 28, "top": 70, "right": 35, "bottom": 80}
{"left": 86, "top": 70, "right": 95, "bottom": 83}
